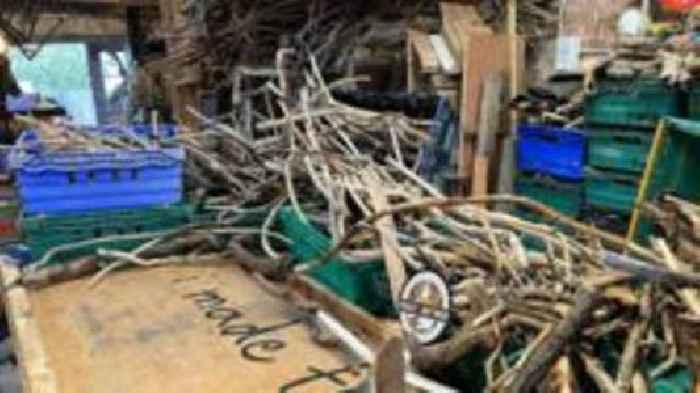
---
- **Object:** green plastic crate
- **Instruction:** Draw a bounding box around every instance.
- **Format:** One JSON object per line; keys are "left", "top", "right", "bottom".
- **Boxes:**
{"left": 586, "top": 127, "right": 700, "bottom": 207}
{"left": 585, "top": 78, "right": 681, "bottom": 128}
{"left": 277, "top": 207, "right": 394, "bottom": 317}
{"left": 0, "top": 201, "right": 18, "bottom": 220}
{"left": 588, "top": 130, "right": 658, "bottom": 174}
{"left": 22, "top": 204, "right": 196, "bottom": 264}
{"left": 585, "top": 172, "right": 639, "bottom": 214}
{"left": 584, "top": 170, "right": 667, "bottom": 214}
{"left": 688, "top": 84, "right": 700, "bottom": 120}
{"left": 662, "top": 132, "right": 700, "bottom": 201}
{"left": 516, "top": 173, "right": 583, "bottom": 218}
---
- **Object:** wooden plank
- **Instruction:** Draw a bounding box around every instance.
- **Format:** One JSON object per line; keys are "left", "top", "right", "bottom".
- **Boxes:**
{"left": 471, "top": 73, "right": 503, "bottom": 199}
{"left": 408, "top": 30, "right": 440, "bottom": 74}
{"left": 472, "top": 155, "right": 489, "bottom": 199}
{"left": 497, "top": 134, "right": 516, "bottom": 194}
{"left": 374, "top": 336, "right": 406, "bottom": 393}
{"left": 440, "top": 3, "right": 488, "bottom": 28}
{"left": 461, "top": 35, "right": 514, "bottom": 137}
{"left": 406, "top": 29, "right": 416, "bottom": 93}
{"left": 5, "top": 262, "right": 365, "bottom": 393}
{"left": 458, "top": 35, "right": 523, "bottom": 195}
{"left": 0, "top": 262, "right": 59, "bottom": 393}
{"left": 440, "top": 2, "right": 491, "bottom": 61}
{"left": 475, "top": 74, "right": 504, "bottom": 156}
{"left": 34, "top": 14, "right": 127, "bottom": 37}
{"left": 441, "top": 17, "right": 464, "bottom": 67}
{"left": 365, "top": 173, "right": 406, "bottom": 305}
{"left": 289, "top": 274, "right": 389, "bottom": 345}
{"left": 430, "top": 35, "right": 459, "bottom": 75}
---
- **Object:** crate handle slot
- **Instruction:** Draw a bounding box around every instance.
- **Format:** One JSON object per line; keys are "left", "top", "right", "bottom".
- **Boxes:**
{"left": 536, "top": 134, "right": 561, "bottom": 142}
{"left": 612, "top": 136, "right": 643, "bottom": 144}
{"left": 613, "top": 179, "right": 636, "bottom": 186}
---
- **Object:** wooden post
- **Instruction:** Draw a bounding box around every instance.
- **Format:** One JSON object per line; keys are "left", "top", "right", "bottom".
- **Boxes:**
{"left": 499, "top": 0, "right": 519, "bottom": 196}
{"left": 627, "top": 120, "right": 667, "bottom": 243}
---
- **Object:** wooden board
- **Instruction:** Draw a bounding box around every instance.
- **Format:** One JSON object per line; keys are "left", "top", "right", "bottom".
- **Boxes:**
{"left": 458, "top": 35, "right": 524, "bottom": 194}
{"left": 439, "top": 2, "right": 491, "bottom": 62}
{"left": 461, "top": 35, "right": 517, "bottom": 137}
{"left": 408, "top": 29, "right": 440, "bottom": 74}
{"left": 1, "top": 262, "right": 366, "bottom": 393}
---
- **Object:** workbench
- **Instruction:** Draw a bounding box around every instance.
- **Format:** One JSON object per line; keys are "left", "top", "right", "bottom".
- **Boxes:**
{"left": 0, "top": 261, "right": 367, "bottom": 393}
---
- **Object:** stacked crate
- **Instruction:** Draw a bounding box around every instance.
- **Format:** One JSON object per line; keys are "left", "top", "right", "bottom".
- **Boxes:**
{"left": 582, "top": 77, "right": 682, "bottom": 236}
{"left": 0, "top": 180, "right": 18, "bottom": 244}
{"left": 11, "top": 127, "right": 189, "bottom": 265}
{"left": 515, "top": 124, "right": 586, "bottom": 221}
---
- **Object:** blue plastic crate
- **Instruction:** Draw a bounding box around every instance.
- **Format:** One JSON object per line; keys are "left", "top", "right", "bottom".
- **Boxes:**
{"left": 93, "top": 124, "right": 179, "bottom": 139}
{"left": 517, "top": 125, "right": 586, "bottom": 180}
{"left": 6, "top": 94, "right": 39, "bottom": 112}
{"left": 12, "top": 139, "right": 184, "bottom": 215}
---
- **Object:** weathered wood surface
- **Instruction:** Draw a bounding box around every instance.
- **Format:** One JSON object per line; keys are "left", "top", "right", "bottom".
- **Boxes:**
{"left": 1, "top": 262, "right": 58, "bottom": 393}
{"left": 408, "top": 29, "right": 440, "bottom": 74}
{"left": 1, "top": 261, "right": 365, "bottom": 393}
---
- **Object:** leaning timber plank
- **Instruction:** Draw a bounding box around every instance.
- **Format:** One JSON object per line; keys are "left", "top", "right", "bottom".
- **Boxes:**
{"left": 459, "top": 35, "right": 522, "bottom": 194}
{"left": 462, "top": 35, "right": 515, "bottom": 137}
{"left": 0, "top": 261, "right": 59, "bottom": 393}
{"left": 3, "top": 261, "right": 366, "bottom": 393}
{"left": 472, "top": 155, "right": 490, "bottom": 200}
{"left": 408, "top": 29, "right": 440, "bottom": 74}
{"left": 439, "top": 3, "right": 494, "bottom": 156}
{"left": 365, "top": 173, "right": 407, "bottom": 305}
{"left": 472, "top": 74, "right": 504, "bottom": 198}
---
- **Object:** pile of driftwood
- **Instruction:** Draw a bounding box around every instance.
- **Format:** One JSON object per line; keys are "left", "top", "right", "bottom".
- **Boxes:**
{"left": 173, "top": 52, "right": 700, "bottom": 392}
{"left": 647, "top": 195, "right": 700, "bottom": 271}
{"left": 13, "top": 52, "right": 700, "bottom": 391}
{"left": 169, "top": 0, "right": 437, "bottom": 91}
{"left": 479, "top": 0, "right": 560, "bottom": 38}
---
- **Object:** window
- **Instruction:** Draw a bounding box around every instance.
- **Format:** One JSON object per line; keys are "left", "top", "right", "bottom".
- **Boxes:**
{"left": 10, "top": 43, "right": 97, "bottom": 125}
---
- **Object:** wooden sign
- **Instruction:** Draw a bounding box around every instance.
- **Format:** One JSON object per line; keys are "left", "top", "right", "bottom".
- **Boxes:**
{"left": 3, "top": 263, "right": 366, "bottom": 393}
